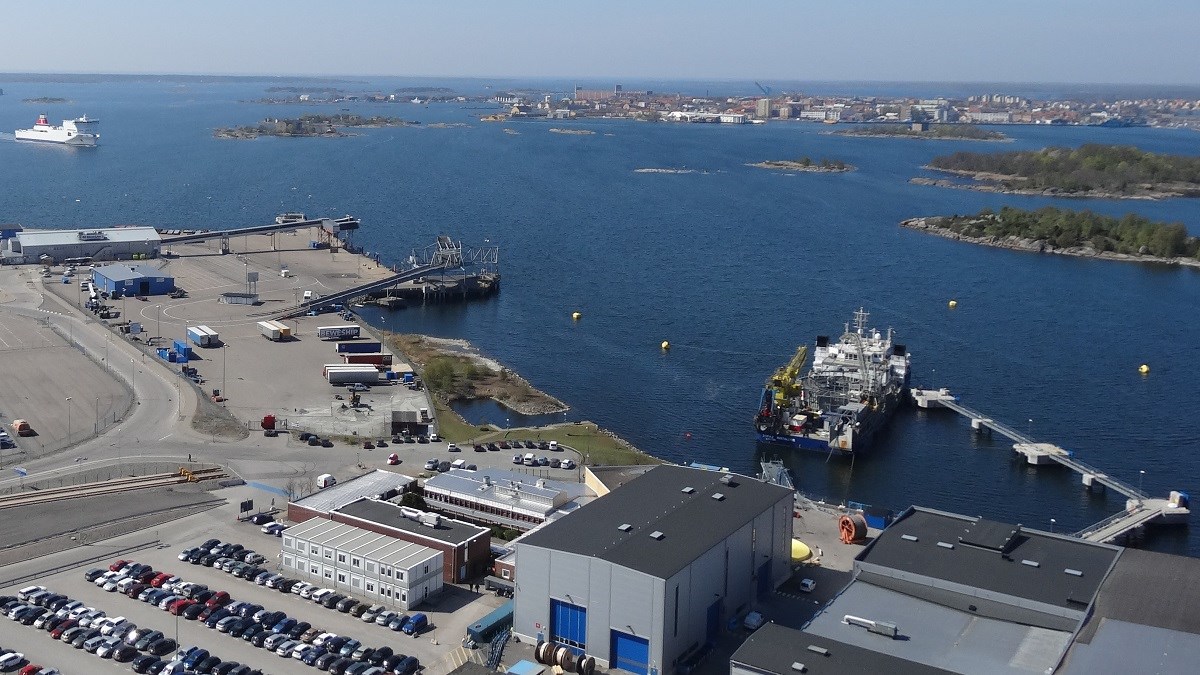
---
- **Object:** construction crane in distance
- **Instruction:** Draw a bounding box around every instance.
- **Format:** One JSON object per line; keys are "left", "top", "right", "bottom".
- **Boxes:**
{"left": 754, "top": 81, "right": 772, "bottom": 96}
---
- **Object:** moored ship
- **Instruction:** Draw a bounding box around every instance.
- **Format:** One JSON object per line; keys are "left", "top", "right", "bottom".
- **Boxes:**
{"left": 14, "top": 114, "right": 100, "bottom": 146}
{"left": 755, "top": 308, "right": 910, "bottom": 454}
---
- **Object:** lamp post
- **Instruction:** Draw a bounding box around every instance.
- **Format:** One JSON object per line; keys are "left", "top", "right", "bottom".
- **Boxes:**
{"left": 1139, "top": 470, "right": 1146, "bottom": 495}
{"left": 65, "top": 397, "right": 72, "bottom": 444}
{"left": 94, "top": 397, "right": 99, "bottom": 434}
{"left": 131, "top": 358, "right": 136, "bottom": 394}
{"left": 221, "top": 344, "right": 227, "bottom": 404}
{"left": 156, "top": 305, "right": 161, "bottom": 341}
{"left": 1050, "top": 518, "right": 1056, "bottom": 534}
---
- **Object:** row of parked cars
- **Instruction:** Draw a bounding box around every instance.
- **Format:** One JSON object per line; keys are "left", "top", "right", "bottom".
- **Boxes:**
{"left": 2, "top": 578, "right": 246, "bottom": 675}
{"left": 171, "top": 540, "right": 423, "bottom": 675}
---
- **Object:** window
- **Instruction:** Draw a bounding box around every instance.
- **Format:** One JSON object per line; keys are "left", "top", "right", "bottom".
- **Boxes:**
{"left": 337, "top": 572, "right": 347, "bottom": 583}
{"left": 283, "top": 536, "right": 294, "bottom": 548}
{"left": 352, "top": 577, "right": 361, "bottom": 589}
{"left": 398, "top": 571, "right": 405, "bottom": 581}
{"left": 310, "top": 563, "right": 320, "bottom": 575}
{"left": 382, "top": 566, "right": 392, "bottom": 577}
{"left": 401, "top": 592, "right": 407, "bottom": 602}
{"left": 283, "top": 555, "right": 294, "bottom": 569}
{"left": 324, "top": 548, "right": 333, "bottom": 560}
{"left": 351, "top": 557, "right": 361, "bottom": 568}
{"left": 324, "top": 569, "right": 333, "bottom": 579}
{"left": 296, "top": 542, "right": 306, "bottom": 554}
{"left": 501, "top": 569, "right": 511, "bottom": 580}
{"left": 337, "top": 553, "right": 347, "bottom": 564}
{"left": 366, "top": 581, "right": 376, "bottom": 593}
{"left": 365, "top": 562, "right": 376, "bottom": 574}
{"left": 424, "top": 565, "right": 429, "bottom": 574}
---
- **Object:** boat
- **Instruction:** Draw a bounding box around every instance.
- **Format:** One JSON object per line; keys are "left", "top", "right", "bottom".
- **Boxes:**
{"left": 14, "top": 114, "right": 100, "bottom": 146}
{"left": 754, "top": 308, "right": 910, "bottom": 454}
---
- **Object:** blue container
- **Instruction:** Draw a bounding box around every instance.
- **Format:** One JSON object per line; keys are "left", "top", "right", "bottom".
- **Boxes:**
{"left": 403, "top": 372, "right": 414, "bottom": 383}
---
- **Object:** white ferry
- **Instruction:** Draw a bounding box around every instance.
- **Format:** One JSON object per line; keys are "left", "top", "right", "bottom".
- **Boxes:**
{"left": 14, "top": 114, "right": 100, "bottom": 146}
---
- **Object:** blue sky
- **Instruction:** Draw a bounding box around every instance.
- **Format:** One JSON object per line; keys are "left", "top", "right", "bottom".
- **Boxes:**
{"left": 2, "top": 0, "right": 1195, "bottom": 83}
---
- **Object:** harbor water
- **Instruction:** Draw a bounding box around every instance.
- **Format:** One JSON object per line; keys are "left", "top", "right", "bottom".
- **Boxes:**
{"left": 1, "top": 78, "right": 1198, "bottom": 555}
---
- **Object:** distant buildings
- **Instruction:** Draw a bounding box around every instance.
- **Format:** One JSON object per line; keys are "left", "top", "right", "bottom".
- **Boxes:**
{"left": 4, "top": 227, "right": 161, "bottom": 265}
{"left": 755, "top": 98, "right": 772, "bottom": 119}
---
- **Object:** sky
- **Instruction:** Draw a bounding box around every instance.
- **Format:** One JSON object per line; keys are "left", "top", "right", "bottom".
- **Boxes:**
{"left": 2, "top": 0, "right": 1197, "bottom": 84}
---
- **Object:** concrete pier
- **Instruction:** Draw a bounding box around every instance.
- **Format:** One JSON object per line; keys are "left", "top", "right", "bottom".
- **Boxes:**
{"left": 912, "top": 387, "right": 1190, "bottom": 544}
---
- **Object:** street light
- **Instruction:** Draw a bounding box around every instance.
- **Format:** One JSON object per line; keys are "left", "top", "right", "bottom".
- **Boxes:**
{"left": 131, "top": 358, "right": 136, "bottom": 394}
{"left": 65, "top": 397, "right": 72, "bottom": 444}
{"left": 221, "top": 344, "right": 227, "bottom": 404}
{"left": 156, "top": 305, "right": 161, "bottom": 340}
{"left": 1050, "top": 518, "right": 1056, "bottom": 533}
{"left": 1139, "top": 470, "right": 1146, "bottom": 495}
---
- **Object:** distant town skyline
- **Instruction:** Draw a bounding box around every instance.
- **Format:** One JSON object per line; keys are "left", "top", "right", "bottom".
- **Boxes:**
{"left": 2, "top": 0, "right": 1197, "bottom": 85}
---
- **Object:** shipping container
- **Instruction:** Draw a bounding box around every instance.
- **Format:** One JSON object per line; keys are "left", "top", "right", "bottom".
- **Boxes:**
{"left": 187, "top": 325, "right": 219, "bottom": 347}
{"left": 317, "top": 325, "right": 360, "bottom": 340}
{"left": 343, "top": 353, "right": 392, "bottom": 366}
{"left": 327, "top": 369, "right": 382, "bottom": 385}
{"left": 335, "top": 341, "right": 383, "bottom": 354}
{"left": 257, "top": 321, "right": 282, "bottom": 341}
{"left": 269, "top": 320, "right": 293, "bottom": 339}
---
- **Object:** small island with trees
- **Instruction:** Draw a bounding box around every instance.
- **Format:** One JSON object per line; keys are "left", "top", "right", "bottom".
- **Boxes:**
{"left": 914, "top": 144, "right": 1200, "bottom": 199}
{"left": 902, "top": 206, "right": 1200, "bottom": 267}
{"left": 22, "top": 96, "right": 70, "bottom": 104}
{"left": 214, "top": 113, "right": 415, "bottom": 139}
{"left": 833, "top": 123, "right": 1007, "bottom": 141}
{"left": 748, "top": 157, "right": 854, "bottom": 173}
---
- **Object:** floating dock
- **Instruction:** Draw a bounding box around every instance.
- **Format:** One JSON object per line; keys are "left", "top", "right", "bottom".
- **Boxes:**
{"left": 912, "top": 388, "right": 1190, "bottom": 545}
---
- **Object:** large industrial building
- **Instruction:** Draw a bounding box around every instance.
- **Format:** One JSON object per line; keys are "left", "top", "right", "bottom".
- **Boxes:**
{"left": 282, "top": 518, "right": 443, "bottom": 610}
{"left": 422, "top": 468, "right": 589, "bottom": 531}
{"left": 731, "top": 505, "right": 1200, "bottom": 675}
{"left": 91, "top": 263, "right": 174, "bottom": 297}
{"left": 287, "top": 470, "right": 491, "bottom": 584}
{"left": 3, "top": 227, "right": 161, "bottom": 264}
{"left": 512, "top": 465, "right": 794, "bottom": 675}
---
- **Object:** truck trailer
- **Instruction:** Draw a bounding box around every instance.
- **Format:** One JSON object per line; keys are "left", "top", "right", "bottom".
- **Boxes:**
{"left": 317, "top": 325, "right": 360, "bottom": 340}
{"left": 343, "top": 353, "right": 393, "bottom": 366}
{"left": 335, "top": 341, "right": 383, "bottom": 354}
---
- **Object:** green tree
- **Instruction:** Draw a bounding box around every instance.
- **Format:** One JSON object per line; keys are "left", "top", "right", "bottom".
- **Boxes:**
{"left": 424, "top": 358, "right": 456, "bottom": 391}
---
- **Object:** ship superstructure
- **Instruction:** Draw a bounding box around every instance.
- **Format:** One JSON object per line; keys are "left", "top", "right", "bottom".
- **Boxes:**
{"left": 14, "top": 114, "right": 100, "bottom": 146}
{"left": 755, "top": 308, "right": 910, "bottom": 454}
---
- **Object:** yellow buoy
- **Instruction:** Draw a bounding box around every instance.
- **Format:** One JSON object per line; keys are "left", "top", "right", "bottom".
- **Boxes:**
{"left": 571, "top": 311, "right": 582, "bottom": 321}
{"left": 948, "top": 299, "right": 958, "bottom": 309}
{"left": 1139, "top": 364, "right": 1150, "bottom": 375}
{"left": 660, "top": 341, "right": 670, "bottom": 351}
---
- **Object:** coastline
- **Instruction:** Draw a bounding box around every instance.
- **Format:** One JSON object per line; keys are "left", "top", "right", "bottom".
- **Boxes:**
{"left": 746, "top": 160, "right": 854, "bottom": 172}
{"left": 900, "top": 217, "right": 1200, "bottom": 268}
{"left": 827, "top": 129, "right": 1010, "bottom": 142}
{"left": 912, "top": 167, "right": 1197, "bottom": 200}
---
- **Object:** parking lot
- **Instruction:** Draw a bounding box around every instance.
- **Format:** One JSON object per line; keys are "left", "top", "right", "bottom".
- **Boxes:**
{"left": 0, "top": 494, "right": 509, "bottom": 675}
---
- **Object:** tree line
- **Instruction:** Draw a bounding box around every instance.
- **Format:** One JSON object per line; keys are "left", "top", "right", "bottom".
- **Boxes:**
{"left": 929, "top": 144, "right": 1200, "bottom": 194}
{"left": 931, "top": 206, "right": 1199, "bottom": 259}
{"left": 843, "top": 124, "right": 1005, "bottom": 140}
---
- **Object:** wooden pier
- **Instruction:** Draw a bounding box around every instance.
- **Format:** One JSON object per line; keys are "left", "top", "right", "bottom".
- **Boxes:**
{"left": 912, "top": 388, "right": 1190, "bottom": 544}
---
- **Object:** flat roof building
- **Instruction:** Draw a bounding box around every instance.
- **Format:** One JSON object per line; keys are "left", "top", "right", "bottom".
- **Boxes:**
{"left": 287, "top": 470, "right": 415, "bottom": 522}
{"left": 4, "top": 227, "right": 160, "bottom": 264}
{"left": 513, "top": 465, "right": 793, "bottom": 675}
{"left": 91, "top": 263, "right": 174, "bottom": 297}
{"left": 422, "top": 468, "right": 590, "bottom": 531}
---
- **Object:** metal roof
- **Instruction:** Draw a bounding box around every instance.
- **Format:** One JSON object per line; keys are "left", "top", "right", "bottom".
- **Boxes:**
{"left": 291, "top": 470, "right": 414, "bottom": 515}
{"left": 517, "top": 465, "right": 792, "bottom": 579}
{"left": 93, "top": 263, "right": 169, "bottom": 282}
{"left": 731, "top": 623, "right": 953, "bottom": 675}
{"left": 423, "top": 469, "right": 585, "bottom": 516}
{"left": 803, "top": 581, "right": 1072, "bottom": 674}
{"left": 335, "top": 498, "right": 490, "bottom": 546}
{"left": 16, "top": 227, "right": 161, "bottom": 246}
{"left": 1058, "top": 619, "right": 1200, "bottom": 675}
{"left": 1073, "top": 547, "right": 1200, "bottom": 643}
{"left": 287, "top": 517, "right": 439, "bottom": 570}
{"left": 857, "top": 507, "right": 1119, "bottom": 611}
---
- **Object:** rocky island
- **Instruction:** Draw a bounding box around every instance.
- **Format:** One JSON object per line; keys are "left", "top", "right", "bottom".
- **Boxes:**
{"left": 22, "top": 96, "right": 70, "bottom": 104}
{"left": 214, "top": 113, "right": 415, "bottom": 139}
{"left": 902, "top": 206, "right": 1200, "bottom": 267}
{"left": 833, "top": 123, "right": 1007, "bottom": 141}
{"left": 748, "top": 157, "right": 854, "bottom": 172}
{"left": 915, "top": 144, "right": 1200, "bottom": 199}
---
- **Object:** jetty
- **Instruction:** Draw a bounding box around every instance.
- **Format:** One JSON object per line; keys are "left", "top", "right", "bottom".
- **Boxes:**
{"left": 912, "top": 388, "right": 1190, "bottom": 544}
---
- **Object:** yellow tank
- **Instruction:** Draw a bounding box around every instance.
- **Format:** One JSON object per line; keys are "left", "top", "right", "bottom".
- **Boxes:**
{"left": 791, "top": 538, "right": 812, "bottom": 562}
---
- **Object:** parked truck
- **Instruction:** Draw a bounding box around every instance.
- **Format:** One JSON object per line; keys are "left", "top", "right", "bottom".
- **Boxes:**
{"left": 257, "top": 320, "right": 294, "bottom": 341}
{"left": 317, "top": 324, "right": 360, "bottom": 340}
{"left": 186, "top": 325, "right": 219, "bottom": 347}
{"left": 335, "top": 341, "right": 383, "bottom": 354}
{"left": 11, "top": 419, "right": 33, "bottom": 437}
{"left": 327, "top": 369, "right": 381, "bottom": 385}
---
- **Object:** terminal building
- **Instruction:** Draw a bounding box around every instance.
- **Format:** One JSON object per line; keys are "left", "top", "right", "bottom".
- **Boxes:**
{"left": 282, "top": 518, "right": 443, "bottom": 611}
{"left": 731, "top": 505, "right": 1200, "bottom": 675}
{"left": 512, "top": 465, "right": 794, "bottom": 675}
{"left": 287, "top": 470, "right": 490, "bottom": 584}
{"left": 3, "top": 227, "right": 161, "bottom": 264}
{"left": 422, "top": 468, "right": 589, "bottom": 532}
{"left": 91, "top": 263, "right": 174, "bottom": 297}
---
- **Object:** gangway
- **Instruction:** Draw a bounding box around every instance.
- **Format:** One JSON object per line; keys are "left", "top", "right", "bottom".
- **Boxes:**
{"left": 912, "top": 387, "right": 1189, "bottom": 544}
{"left": 161, "top": 215, "right": 359, "bottom": 248}
{"left": 264, "top": 263, "right": 441, "bottom": 319}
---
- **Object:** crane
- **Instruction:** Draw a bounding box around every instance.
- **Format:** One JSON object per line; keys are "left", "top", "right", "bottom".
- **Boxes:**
{"left": 754, "top": 81, "right": 772, "bottom": 96}
{"left": 768, "top": 345, "right": 808, "bottom": 404}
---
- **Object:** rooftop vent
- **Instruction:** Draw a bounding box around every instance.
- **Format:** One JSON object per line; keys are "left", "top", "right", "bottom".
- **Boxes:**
{"left": 720, "top": 474, "right": 735, "bottom": 486}
{"left": 711, "top": 493, "right": 725, "bottom": 501}
{"left": 790, "top": 663, "right": 806, "bottom": 672}
{"left": 936, "top": 541, "right": 954, "bottom": 549}
{"left": 959, "top": 518, "right": 1021, "bottom": 553}
{"left": 649, "top": 531, "right": 665, "bottom": 541}
{"left": 901, "top": 534, "right": 919, "bottom": 542}
{"left": 1021, "top": 559, "right": 1040, "bottom": 568}
{"left": 618, "top": 524, "right": 632, "bottom": 532}
{"left": 1064, "top": 568, "right": 1083, "bottom": 577}
{"left": 681, "top": 486, "right": 695, "bottom": 494}
{"left": 806, "top": 646, "right": 829, "bottom": 656}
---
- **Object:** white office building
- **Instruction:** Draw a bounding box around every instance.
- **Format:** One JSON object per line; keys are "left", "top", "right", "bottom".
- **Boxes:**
{"left": 282, "top": 517, "right": 443, "bottom": 610}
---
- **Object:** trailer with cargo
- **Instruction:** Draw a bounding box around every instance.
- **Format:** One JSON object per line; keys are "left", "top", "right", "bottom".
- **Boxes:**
{"left": 327, "top": 369, "right": 382, "bottom": 385}
{"left": 186, "top": 325, "right": 219, "bottom": 347}
{"left": 317, "top": 325, "right": 360, "bottom": 340}
{"left": 323, "top": 363, "right": 382, "bottom": 375}
{"left": 257, "top": 321, "right": 282, "bottom": 341}
{"left": 335, "top": 341, "right": 383, "bottom": 354}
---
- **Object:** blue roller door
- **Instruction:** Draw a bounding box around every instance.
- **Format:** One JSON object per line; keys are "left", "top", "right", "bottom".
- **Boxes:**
{"left": 611, "top": 630, "right": 649, "bottom": 675}
{"left": 550, "top": 599, "right": 587, "bottom": 652}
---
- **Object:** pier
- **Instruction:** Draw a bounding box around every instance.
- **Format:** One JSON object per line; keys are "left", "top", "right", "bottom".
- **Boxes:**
{"left": 912, "top": 388, "right": 1190, "bottom": 544}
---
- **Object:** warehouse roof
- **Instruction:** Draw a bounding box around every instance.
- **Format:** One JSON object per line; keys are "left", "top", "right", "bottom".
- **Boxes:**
{"left": 858, "top": 507, "right": 1119, "bottom": 611}
{"left": 335, "top": 497, "right": 489, "bottom": 546}
{"left": 732, "top": 623, "right": 953, "bottom": 675}
{"left": 1058, "top": 619, "right": 1200, "bottom": 674}
{"left": 518, "top": 465, "right": 791, "bottom": 579}
{"left": 1073, "top": 547, "right": 1200, "bottom": 642}
{"left": 93, "top": 263, "right": 169, "bottom": 282}
{"left": 16, "top": 226, "right": 161, "bottom": 246}
{"left": 291, "top": 470, "right": 414, "bottom": 515}
{"left": 287, "top": 518, "right": 440, "bottom": 569}
{"left": 424, "top": 469, "right": 586, "bottom": 513}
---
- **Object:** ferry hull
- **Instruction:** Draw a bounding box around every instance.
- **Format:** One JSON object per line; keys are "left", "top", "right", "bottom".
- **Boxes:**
{"left": 14, "top": 132, "right": 97, "bottom": 147}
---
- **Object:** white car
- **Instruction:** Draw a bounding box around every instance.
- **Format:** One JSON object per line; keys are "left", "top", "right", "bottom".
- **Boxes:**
{"left": 291, "top": 582, "right": 312, "bottom": 596}
{"left": 6, "top": 603, "right": 31, "bottom": 620}
{"left": 177, "top": 547, "right": 196, "bottom": 561}
{"left": 16, "top": 585, "right": 45, "bottom": 601}
{"left": 312, "top": 632, "right": 336, "bottom": 647}
{"left": 561, "top": 459, "right": 577, "bottom": 470}
{"left": 799, "top": 578, "right": 816, "bottom": 593}
{"left": 0, "top": 652, "right": 25, "bottom": 670}
{"left": 96, "top": 636, "right": 124, "bottom": 658}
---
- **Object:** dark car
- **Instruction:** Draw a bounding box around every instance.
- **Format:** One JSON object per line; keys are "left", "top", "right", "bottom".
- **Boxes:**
{"left": 382, "top": 654, "right": 406, "bottom": 672}
{"left": 250, "top": 631, "right": 271, "bottom": 648}
{"left": 148, "top": 637, "right": 178, "bottom": 656}
{"left": 322, "top": 594, "right": 346, "bottom": 609}
{"left": 132, "top": 655, "right": 162, "bottom": 673}
{"left": 486, "top": 443, "right": 500, "bottom": 452}
{"left": 205, "top": 608, "right": 233, "bottom": 628}
{"left": 278, "top": 579, "right": 300, "bottom": 593}
{"left": 338, "top": 639, "right": 361, "bottom": 657}
{"left": 229, "top": 618, "right": 256, "bottom": 638}
{"left": 315, "top": 652, "right": 340, "bottom": 670}
{"left": 258, "top": 610, "right": 285, "bottom": 627}
{"left": 183, "top": 602, "right": 206, "bottom": 620}
{"left": 335, "top": 597, "right": 359, "bottom": 613}
{"left": 114, "top": 644, "right": 140, "bottom": 662}
{"left": 367, "top": 646, "right": 393, "bottom": 666}
{"left": 237, "top": 603, "right": 263, "bottom": 619}
{"left": 324, "top": 636, "right": 348, "bottom": 654}
{"left": 213, "top": 663, "right": 241, "bottom": 675}
{"left": 345, "top": 663, "right": 372, "bottom": 675}
{"left": 72, "top": 628, "right": 101, "bottom": 648}
{"left": 417, "top": 435, "right": 429, "bottom": 444}
{"left": 272, "top": 617, "right": 297, "bottom": 634}
{"left": 328, "top": 657, "right": 354, "bottom": 675}
{"left": 134, "top": 630, "right": 165, "bottom": 650}
{"left": 195, "top": 655, "right": 222, "bottom": 673}
{"left": 287, "top": 621, "right": 312, "bottom": 639}
{"left": 249, "top": 514, "right": 273, "bottom": 525}
{"left": 387, "top": 615, "right": 407, "bottom": 631}
{"left": 241, "top": 625, "right": 265, "bottom": 643}
{"left": 394, "top": 656, "right": 421, "bottom": 675}
{"left": 84, "top": 568, "right": 107, "bottom": 582}
{"left": 307, "top": 436, "right": 321, "bottom": 446}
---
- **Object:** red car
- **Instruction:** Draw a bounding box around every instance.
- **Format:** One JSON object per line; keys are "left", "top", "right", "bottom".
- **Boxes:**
{"left": 169, "top": 598, "right": 194, "bottom": 615}
{"left": 109, "top": 559, "right": 131, "bottom": 572}
{"left": 150, "top": 573, "right": 172, "bottom": 588}
{"left": 19, "top": 665, "right": 42, "bottom": 675}
{"left": 204, "top": 591, "right": 231, "bottom": 609}
{"left": 50, "top": 619, "right": 77, "bottom": 638}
